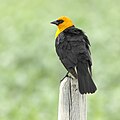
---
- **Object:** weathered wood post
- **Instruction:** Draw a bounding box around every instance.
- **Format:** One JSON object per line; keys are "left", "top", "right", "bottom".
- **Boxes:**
{"left": 58, "top": 77, "right": 87, "bottom": 120}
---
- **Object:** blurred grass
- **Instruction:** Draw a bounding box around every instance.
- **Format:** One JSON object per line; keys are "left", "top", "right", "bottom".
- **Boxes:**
{"left": 0, "top": 0, "right": 120, "bottom": 120}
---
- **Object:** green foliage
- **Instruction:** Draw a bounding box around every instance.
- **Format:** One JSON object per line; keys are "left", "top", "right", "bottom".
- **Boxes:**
{"left": 0, "top": 0, "right": 120, "bottom": 120}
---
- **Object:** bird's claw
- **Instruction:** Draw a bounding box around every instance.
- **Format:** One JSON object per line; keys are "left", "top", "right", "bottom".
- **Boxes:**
{"left": 60, "top": 75, "right": 68, "bottom": 83}
{"left": 67, "top": 75, "right": 74, "bottom": 80}
{"left": 60, "top": 74, "right": 74, "bottom": 83}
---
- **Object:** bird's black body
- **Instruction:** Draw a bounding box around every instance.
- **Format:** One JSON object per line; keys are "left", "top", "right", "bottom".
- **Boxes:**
{"left": 55, "top": 26, "right": 97, "bottom": 94}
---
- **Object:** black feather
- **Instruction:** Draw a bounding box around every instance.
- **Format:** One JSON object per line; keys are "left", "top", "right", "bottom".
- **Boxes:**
{"left": 55, "top": 26, "right": 97, "bottom": 94}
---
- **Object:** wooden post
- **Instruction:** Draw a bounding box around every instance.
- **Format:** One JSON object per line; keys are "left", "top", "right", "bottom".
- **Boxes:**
{"left": 58, "top": 77, "right": 87, "bottom": 120}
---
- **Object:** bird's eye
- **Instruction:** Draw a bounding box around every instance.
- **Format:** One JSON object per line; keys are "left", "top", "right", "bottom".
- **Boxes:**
{"left": 57, "top": 20, "right": 64, "bottom": 25}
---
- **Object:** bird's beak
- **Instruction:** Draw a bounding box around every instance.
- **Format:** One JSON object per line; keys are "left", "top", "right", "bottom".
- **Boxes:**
{"left": 50, "top": 20, "right": 58, "bottom": 25}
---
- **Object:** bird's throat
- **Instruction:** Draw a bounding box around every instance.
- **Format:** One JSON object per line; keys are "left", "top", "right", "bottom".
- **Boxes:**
{"left": 55, "top": 24, "right": 74, "bottom": 38}
{"left": 55, "top": 29, "right": 61, "bottom": 38}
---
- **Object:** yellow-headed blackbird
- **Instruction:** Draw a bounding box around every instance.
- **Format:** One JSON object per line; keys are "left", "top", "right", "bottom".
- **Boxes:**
{"left": 51, "top": 16, "right": 97, "bottom": 94}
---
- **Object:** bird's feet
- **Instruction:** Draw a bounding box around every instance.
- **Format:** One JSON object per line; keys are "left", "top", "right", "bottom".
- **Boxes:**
{"left": 60, "top": 72, "right": 74, "bottom": 83}
{"left": 60, "top": 75, "right": 68, "bottom": 83}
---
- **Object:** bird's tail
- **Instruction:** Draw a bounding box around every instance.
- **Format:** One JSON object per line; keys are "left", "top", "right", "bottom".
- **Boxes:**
{"left": 77, "top": 62, "right": 97, "bottom": 94}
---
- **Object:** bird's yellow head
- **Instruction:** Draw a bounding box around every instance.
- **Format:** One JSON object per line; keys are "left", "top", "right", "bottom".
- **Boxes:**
{"left": 51, "top": 16, "right": 74, "bottom": 38}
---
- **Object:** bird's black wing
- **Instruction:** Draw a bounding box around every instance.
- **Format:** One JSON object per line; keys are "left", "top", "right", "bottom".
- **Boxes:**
{"left": 55, "top": 26, "right": 97, "bottom": 94}
{"left": 55, "top": 26, "right": 92, "bottom": 75}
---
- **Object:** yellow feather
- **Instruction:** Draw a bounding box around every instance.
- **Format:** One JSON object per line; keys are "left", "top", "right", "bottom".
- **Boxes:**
{"left": 55, "top": 16, "right": 74, "bottom": 38}
{"left": 55, "top": 29, "right": 60, "bottom": 38}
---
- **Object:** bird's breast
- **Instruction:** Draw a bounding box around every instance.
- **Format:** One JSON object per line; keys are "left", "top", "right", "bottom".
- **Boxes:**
{"left": 56, "top": 36, "right": 60, "bottom": 45}
{"left": 55, "top": 33, "right": 65, "bottom": 45}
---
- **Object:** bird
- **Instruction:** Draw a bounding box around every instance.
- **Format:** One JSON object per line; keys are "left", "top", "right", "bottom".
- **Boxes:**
{"left": 51, "top": 16, "right": 97, "bottom": 94}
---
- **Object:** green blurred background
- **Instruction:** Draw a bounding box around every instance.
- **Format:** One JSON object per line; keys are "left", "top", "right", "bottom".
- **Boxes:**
{"left": 0, "top": 0, "right": 120, "bottom": 120}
